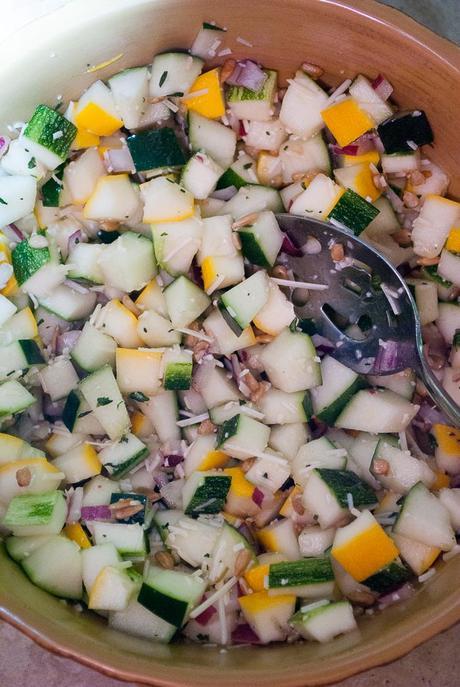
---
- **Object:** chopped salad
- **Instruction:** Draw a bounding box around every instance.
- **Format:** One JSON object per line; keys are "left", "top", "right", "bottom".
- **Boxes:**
{"left": 0, "top": 21, "right": 459, "bottom": 647}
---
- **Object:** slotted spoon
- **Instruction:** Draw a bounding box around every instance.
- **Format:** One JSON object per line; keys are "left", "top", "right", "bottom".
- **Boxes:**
{"left": 276, "top": 214, "right": 460, "bottom": 426}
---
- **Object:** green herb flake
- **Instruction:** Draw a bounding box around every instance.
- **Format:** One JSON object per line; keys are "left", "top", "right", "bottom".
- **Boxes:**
{"left": 77, "top": 410, "right": 92, "bottom": 419}
{"left": 159, "top": 70, "right": 168, "bottom": 88}
{"left": 243, "top": 163, "right": 252, "bottom": 170}
{"left": 96, "top": 396, "right": 112, "bottom": 407}
{"left": 129, "top": 391, "right": 149, "bottom": 402}
{"left": 27, "top": 157, "right": 36, "bottom": 169}
{"left": 0, "top": 198, "right": 7, "bottom": 205}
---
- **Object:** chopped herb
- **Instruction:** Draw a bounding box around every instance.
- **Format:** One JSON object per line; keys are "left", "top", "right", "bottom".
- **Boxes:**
{"left": 119, "top": 435, "right": 129, "bottom": 443}
{"left": 160, "top": 232, "right": 168, "bottom": 236}
{"left": 129, "top": 391, "right": 149, "bottom": 402}
{"left": 170, "top": 92, "right": 184, "bottom": 97}
{"left": 180, "top": 188, "right": 186, "bottom": 193}
{"left": 6, "top": 370, "right": 15, "bottom": 376}
{"left": 27, "top": 157, "right": 36, "bottom": 169}
{"left": 196, "top": 633, "right": 210, "bottom": 642}
{"left": 117, "top": 400, "right": 124, "bottom": 408}
{"left": 143, "top": 327, "right": 148, "bottom": 333}
{"left": 159, "top": 70, "right": 168, "bottom": 87}
{"left": 78, "top": 410, "right": 92, "bottom": 418}
{"left": 263, "top": 472, "right": 269, "bottom": 479}
{"left": 37, "top": 319, "right": 44, "bottom": 326}
{"left": 265, "top": 131, "right": 270, "bottom": 135}
{"left": 96, "top": 396, "right": 112, "bottom": 406}
{"left": 202, "top": 21, "right": 225, "bottom": 31}
{"left": 0, "top": 198, "right": 7, "bottom": 205}
{"left": 243, "top": 162, "right": 252, "bottom": 170}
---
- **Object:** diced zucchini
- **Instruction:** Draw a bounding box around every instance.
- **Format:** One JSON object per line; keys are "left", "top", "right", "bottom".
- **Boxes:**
{"left": 311, "top": 355, "right": 365, "bottom": 424}
{"left": 0, "top": 433, "right": 44, "bottom": 464}
{"left": 81, "top": 542, "right": 121, "bottom": 593}
{"left": 89, "top": 565, "right": 141, "bottom": 611}
{"left": 335, "top": 389, "right": 419, "bottom": 433}
{"left": 377, "top": 110, "right": 433, "bottom": 153}
{"left": 381, "top": 151, "right": 420, "bottom": 175}
{"left": 127, "top": 128, "right": 186, "bottom": 173}
{"left": 292, "top": 437, "right": 347, "bottom": 487}
{"left": 390, "top": 532, "right": 440, "bottom": 577}
{"left": 238, "top": 211, "right": 283, "bottom": 268}
{"left": 219, "top": 270, "right": 270, "bottom": 333}
{"left": 298, "top": 526, "right": 335, "bottom": 558}
{"left": 364, "top": 196, "right": 400, "bottom": 238}
{"left": 260, "top": 327, "right": 321, "bottom": 393}
{"left": 92, "top": 521, "right": 147, "bottom": 558}
{"left": 217, "top": 413, "right": 270, "bottom": 459}
{"left": 290, "top": 600, "right": 357, "bottom": 643}
{"left": 140, "top": 391, "right": 180, "bottom": 443}
{"left": 363, "top": 559, "right": 411, "bottom": 594}
{"left": 188, "top": 111, "right": 236, "bottom": 169}
{"left": 0, "top": 339, "right": 43, "bottom": 380}
{"left": 327, "top": 188, "right": 379, "bottom": 235}
{"left": 216, "top": 153, "right": 258, "bottom": 190}
{"left": 152, "top": 509, "right": 184, "bottom": 544}
{"left": 245, "top": 451, "right": 290, "bottom": 493}
{"left": 163, "top": 348, "right": 193, "bottom": 390}
{"left": 39, "top": 284, "right": 97, "bottom": 321}
{"left": 1, "top": 138, "right": 47, "bottom": 180}
{"left": 137, "top": 310, "right": 181, "bottom": 348}
{"left": 180, "top": 151, "right": 223, "bottom": 199}
{"left": 5, "top": 534, "right": 53, "bottom": 563}
{"left": 62, "top": 389, "right": 103, "bottom": 435}
{"left": 202, "top": 308, "right": 255, "bottom": 356}
{"left": 164, "top": 276, "right": 210, "bottom": 328}
{"left": 97, "top": 299, "right": 142, "bottom": 349}
{"left": 412, "top": 195, "right": 460, "bottom": 259}
{"left": 116, "top": 347, "right": 162, "bottom": 395}
{"left": 108, "top": 67, "right": 149, "bottom": 130}
{"left": 279, "top": 70, "right": 328, "bottom": 138}
{"left": 3, "top": 490, "right": 66, "bottom": 536}
{"left": 367, "top": 368, "right": 416, "bottom": 400}
{"left": 207, "top": 522, "right": 255, "bottom": 582}
{"left": 98, "top": 232, "right": 156, "bottom": 293}
{"left": 227, "top": 70, "right": 277, "bottom": 122}
{"left": 438, "top": 250, "right": 460, "bottom": 288}
{"left": 267, "top": 557, "right": 334, "bottom": 598}
{"left": 302, "top": 468, "right": 376, "bottom": 529}
{"left": 0, "top": 308, "right": 37, "bottom": 346}
{"left": 436, "top": 302, "right": 460, "bottom": 345}
{"left": 138, "top": 565, "right": 206, "bottom": 627}
{"left": 0, "top": 379, "right": 35, "bottom": 415}
{"left": 79, "top": 365, "right": 130, "bottom": 440}
{"left": 269, "top": 423, "right": 309, "bottom": 461}
{"left": 371, "top": 440, "right": 435, "bottom": 493}
{"left": 182, "top": 470, "right": 231, "bottom": 516}
{"left": 71, "top": 322, "right": 117, "bottom": 372}
{"left": 194, "top": 362, "right": 240, "bottom": 409}
{"left": 98, "top": 432, "right": 148, "bottom": 478}
{"left": 252, "top": 281, "right": 295, "bottom": 337}
{"left": 109, "top": 599, "right": 176, "bottom": 643}
{"left": 23, "top": 104, "right": 77, "bottom": 169}
{"left": 279, "top": 134, "right": 331, "bottom": 184}
{"left": 197, "top": 214, "right": 235, "bottom": 263}
{"left": 0, "top": 176, "right": 37, "bottom": 227}
{"left": 12, "top": 238, "right": 50, "bottom": 287}
{"left": 217, "top": 185, "right": 283, "bottom": 219}
{"left": 152, "top": 215, "right": 202, "bottom": 277}
{"left": 21, "top": 535, "right": 82, "bottom": 599}
{"left": 165, "top": 515, "right": 221, "bottom": 567}
{"left": 393, "top": 482, "right": 455, "bottom": 551}
{"left": 150, "top": 52, "right": 203, "bottom": 98}
{"left": 257, "top": 388, "right": 310, "bottom": 425}
{"left": 67, "top": 242, "right": 106, "bottom": 284}
{"left": 439, "top": 488, "right": 460, "bottom": 531}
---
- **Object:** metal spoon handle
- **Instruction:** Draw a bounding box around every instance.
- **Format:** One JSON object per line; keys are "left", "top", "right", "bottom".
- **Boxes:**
{"left": 417, "top": 353, "right": 460, "bottom": 426}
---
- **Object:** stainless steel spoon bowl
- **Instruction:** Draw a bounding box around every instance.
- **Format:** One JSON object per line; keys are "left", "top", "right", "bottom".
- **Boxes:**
{"left": 276, "top": 214, "right": 460, "bottom": 426}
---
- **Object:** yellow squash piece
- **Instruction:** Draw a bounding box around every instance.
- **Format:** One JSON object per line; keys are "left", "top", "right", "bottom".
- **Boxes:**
{"left": 116, "top": 347, "right": 163, "bottom": 394}
{"left": 224, "top": 467, "right": 255, "bottom": 499}
{"left": 198, "top": 449, "right": 229, "bottom": 471}
{"left": 392, "top": 532, "right": 440, "bottom": 576}
{"left": 279, "top": 486, "right": 302, "bottom": 518}
{"left": 432, "top": 470, "right": 451, "bottom": 491}
{"left": 201, "top": 256, "right": 219, "bottom": 292}
{"left": 445, "top": 227, "right": 460, "bottom": 253}
{"left": 321, "top": 98, "right": 375, "bottom": 148}
{"left": 353, "top": 163, "right": 381, "bottom": 201}
{"left": 0, "top": 233, "right": 17, "bottom": 297}
{"left": 52, "top": 443, "right": 102, "bottom": 484}
{"left": 65, "top": 522, "right": 91, "bottom": 549}
{"left": 244, "top": 563, "right": 269, "bottom": 592}
{"left": 131, "top": 410, "right": 154, "bottom": 438}
{"left": 75, "top": 102, "right": 123, "bottom": 137}
{"left": 332, "top": 510, "right": 399, "bottom": 582}
{"left": 341, "top": 150, "right": 380, "bottom": 167}
{"left": 239, "top": 590, "right": 295, "bottom": 615}
{"left": 185, "top": 68, "right": 225, "bottom": 119}
{"left": 432, "top": 423, "right": 460, "bottom": 456}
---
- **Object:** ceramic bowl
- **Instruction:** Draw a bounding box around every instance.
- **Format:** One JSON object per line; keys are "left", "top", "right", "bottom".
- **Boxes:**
{"left": 0, "top": 1, "right": 459, "bottom": 685}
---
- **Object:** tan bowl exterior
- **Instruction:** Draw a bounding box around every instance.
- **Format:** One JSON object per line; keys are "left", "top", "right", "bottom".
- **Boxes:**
{"left": 0, "top": 1, "right": 459, "bottom": 685}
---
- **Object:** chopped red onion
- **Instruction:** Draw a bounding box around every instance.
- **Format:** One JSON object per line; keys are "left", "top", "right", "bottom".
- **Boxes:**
{"left": 153, "top": 472, "right": 169, "bottom": 488}
{"left": 372, "top": 339, "right": 411, "bottom": 374}
{"left": 56, "top": 329, "right": 81, "bottom": 354}
{"left": 182, "top": 389, "right": 207, "bottom": 415}
{"left": 281, "top": 233, "right": 303, "bottom": 257}
{"left": 378, "top": 583, "right": 415, "bottom": 609}
{"left": 309, "top": 417, "right": 328, "bottom": 440}
{"left": 330, "top": 144, "right": 360, "bottom": 156}
{"left": 43, "top": 397, "right": 65, "bottom": 419}
{"left": 66, "top": 487, "right": 84, "bottom": 524}
{"left": 226, "top": 60, "right": 267, "bottom": 92}
{"left": 80, "top": 505, "right": 112, "bottom": 521}
{"left": 311, "top": 333, "right": 335, "bottom": 351}
{"left": 4, "top": 223, "right": 25, "bottom": 242}
{"left": 67, "top": 229, "right": 84, "bottom": 255}
{"left": 211, "top": 185, "right": 238, "bottom": 201}
{"left": 252, "top": 487, "right": 265, "bottom": 507}
{"left": 239, "top": 120, "right": 248, "bottom": 137}
{"left": 371, "top": 74, "right": 394, "bottom": 101}
{"left": 163, "top": 454, "right": 184, "bottom": 468}
{"left": 231, "top": 623, "right": 262, "bottom": 645}
{"left": 103, "top": 147, "right": 135, "bottom": 173}
{"left": 384, "top": 186, "right": 405, "bottom": 213}
{"left": 417, "top": 401, "right": 448, "bottom": 428}
{"left": 195, "top": 603, "right": 218, "bottom": 626}
{"left": 64, "top": 278, "right": 90, "bottom": 294}
{"left": 0, "top": 135, "right": 10, "bottom": 159}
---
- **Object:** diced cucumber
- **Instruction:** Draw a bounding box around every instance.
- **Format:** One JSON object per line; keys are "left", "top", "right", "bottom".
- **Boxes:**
{"left": 12, "top": 238, "right": 50, "bottom": 287}
{"left": 164, "top": 276, "right": 210, "bottom": 328}
{"left": 180, "top": 151, "right": 223, "bottom": 199}
{"left": 137, "top": 310, "right": 181, "bottom": 348}
{"left": 23, "top": 104, "right": 76, "bottom": 169}
{"left": 39, "top": 284, "right": 97, "bottom": 321}
{"left": 0, "top": 308, "right": 35, "bottom": 347}
{"left": 219, "top": 270, "right": 270, "bottom": 333}
{"left": 89, "top": 565, "right": 141, "bottom": 611}
{"left": 269, "top": 423, "right": 309, "bottom": 461}
{"left": 66, "top": 243, "right": 106, "bottom": 284}
{"left": 138, "top": 565, "right": 206, "bottom": 627}
{"left": 239, "top": 591, "right": 296, "bottom": 643}
{"left": 290, "top": 600, "right": 357, "bottom": 643}
{"left": 98, "top": 232, "right": 157, "bottom": 293}
{"left": 3, "top": 490, "right": 66, "bottom": 536}
{"left": 377, "top": 110, "right": 433, "bottom": 153}
{"left": 0, "top": 339, "right": 43, "bottom": 380}
{"left": 40, "top": 357, "right": 78, "bottom": 401}
{"left": 208, "top": 523, "right": 255, "bottom": 582}
{"left": 364, "top": 196, "right": 400, "bottom": 238}
{"left": 371, "top": 440, "right": 435, "bottom": 493}
{"left": 1, "top": 138, "right": 46, "bottom": 179}
{"left": 0, "top": 433, "right": 44, "bottom": 464}
{"left": 71, "top": 322, "right": 117, "bottom": 372}
{"left": 292, "top": 437, "right": 347, "bottom": 487}
{"left": 216, "top": 413, "right": 270, "bottom": 459}
{"left": 194, "top": 362, "right": 240, "bottom": 408}
{"left": 258, "top": 518, "right": 300, "bottom": 559}
{"left": 109, "top": 599, "right": 176, "bottom": 643}
{"left": 363, "top": 559, "right": 411, "bottom": 594}
{"left": 438, "top": 250, "right": 460, "bottom": 288}
{"left": 152, "top": 216, "right": 202, "bottom": 276}
{"left": 163, "top": 348, "right": 193, "bottom": 390}
{"left": 393, "top": 482, "right": 455, "bottom": 551}
{"left": 327, "top": 188, "right": 379, "bottom": 235}
{"left": 98, "top": 432, "right": 148, "bottom": 478}
{"left": 140, "top": 391, "right": 180, "bottom": 443}
{"left": 127, "top": 128, "right": 186, "bottom": 173}
{"left": 279, "top": 69, "right": 328, "bottom": 138}
{"left": 62, "top": 390, "right": 103, "bottom": 435}
{"left": 165, "top": 515, "right": 221, "bottom": 567}
{"left": 0, "top": 379, "right": 35, "bottom": 415}
{"left": 268, "top": 558, "right": 334, "bottom": 598}
{"left": 197, "top": 214, "right": 234, "bottom": 263}
{"left": 188, "top": 111, "right": 236, "bottom": 169}
{"left": 298, "top": 526, "right": 335, "bottom": 557}
{"left": 92, "top": 521, "right": 147, "bottom": 558}
{"left": 335, "top": 389, "right": 419, "bottom": 433}
{"left": 339, "top": 431, "right": 395, "bottom": 489}
{"left": 257, "top": 388, "right": 309, "bottom": 425}
{"left": 5, "top": 534, "right": 53, "bottom": 562}
{"left": 310, "top": 355, "right": 365, "bottom": 424}
{"left": 216, "top": 153, "right": 258, "bottom": 190}
{"left": 108, "top": 67, "right": 149, "bottom": 130}
{"left": 82, "top": 542, "right": 122, "bottom": 593}
{"left": 150, "top": 53, "right": 203, "bottom": 98}
{"left": 412, "top": 195, "right": 460, "bottom": 259}
{"left": 302, "top": 468, "right": 376, "bottom": 529}
{"left": 217, "top": 185, "right": 283, "bottom": 219}
{"left": 238, "top": 211, "right": 283, "bottom": 268}
{"left": 182, "top": 470, "right": 231, "bottom": 516}
{"left": 0, "top": 175, "right": 37, "bottom": 228}
{"left": 279, "top": 134, "right": 331, "bottom": 184}
{"left": 381, "top": 151, "right": 420, "bottom": 175}
{"left": 367, "top": 368, "right": 416, "bottom": 400}
{"left": 244, "top": 118, "right": 287, "bottom": 152}
{"left": 260, "top": 327, "right": 321, "bottom": 393}
{"left": 21, "top": 535, "right": 82, "bottom": 599}
{"left": 227, "top": 69, "right": 277, "bottom": 121}
{"left": 79, "top": 365, "right": 130, "bottom": 440}
{"left": 349, "top": 75, "right": 393, "bottom": 125}
{"left": 82, "top": 475, "right": 120, "bottom": 508}
{"left": 289, "top": 173, "right": 342, "bottom": 220}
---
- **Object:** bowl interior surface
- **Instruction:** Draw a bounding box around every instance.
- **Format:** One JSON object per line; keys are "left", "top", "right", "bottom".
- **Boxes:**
{"left": 0, "top": 0, "right": 459, "bottom": 685}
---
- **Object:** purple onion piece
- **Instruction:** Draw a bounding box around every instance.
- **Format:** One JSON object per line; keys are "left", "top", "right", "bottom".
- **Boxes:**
{"left": 378, "top": 583, "right": 415, "bottom": 609}
{"left": 66, "top": 487, "right": 84, "bottom": 524}
{"left": 56, "top": 329, "right": 81, "bottom": 355}
{"left": 194, "top": 604, "right": 217, "bottom": 626}
{"left": 281, "top": 233, "right": 303, "bottom": 257}
{"left": 67, "top": 229, "right": 84, "bottom": 255}
{"left": 104, "top": 147, "right": 135, "bottom": 174}
{"left": 226, "top": 60, "right": 267, "bottom": 92}
{"left": 231, "top": 623, "right": 262, "bottom": 645}
{"left": 371, "top": 74, "right": 394, "bottom": 101}
{"left": 163, "top": 454, "right": 184, "bottom": 468}
{"left": 210, "top": 185, "right": 238, "bottom": 201}
{"left": 80, "top": 505, "right": 112, "bottom": 521}
{"left": 372, "top": 340, "right": 413, "bottom": 374}
{"left": 251, "top": 487, "right": 265, "bottom": 507}
{"left": 4, "top": 223, "right": 25, "bottom": 242}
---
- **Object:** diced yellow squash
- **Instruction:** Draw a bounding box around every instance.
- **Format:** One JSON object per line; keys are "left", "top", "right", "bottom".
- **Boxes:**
{"left": 135, "top": 280, "right": 165, "bottom": 313}
{"left": 185, "top": 68, "right": 225, "bottom": 119}
{"left": 0, "top": 458, "right": 63, "bottom": 503}
{"left": 0, "top": 234, "right": 17, "bottom": 296}
{"left": 257, "top": 153, "right": 283, "bottom": 188}
{"left": 64, "top": 522, "right": 91, "bottom": 549}
{"left": 198, "top": 449, "right": 229, "bottom": 471}
{"left": 239, "top": 590, "right": 295, "bottom": 615}
{"left": 141, "top": 177, "right": 194, "bottom": 223}
{"left": 201, "top": 256, "right": 218, "bottom": 292}
{"left": 279, "top": 486, "right": 302, "bottom": 518}
{"left": 445, "top": 227, "right": 460, "bottom": 253}
{"left": 341, "top": 150, "right": 380, "bottom": 167}
{"left": 116, "top": 347, "right": 162, "bottom": 395}
{"left": 99, "top": 299, "right": 142, "bottom": 349}
{"left": 74, "top": 128, "right": 101, "bottom": 149}
{"left": 392, "top": 532, "right": 440, "bottom": 576}
{"left": 52, "top": 443, "right": 102, "bottom": 484}
{"left": 131, "top": 410, "right": 154, "bottom": 438}
{"left": 432, "top": 470, "right": 451, "bottom": 491}
{"left": 244, "top": 563, "right": 269, "bottom": 592}
{"left": 321, "top": 98, "right": 375, "bottom": 147}
{"left": 75, "top": 102, "right": 123, "bottom": 137}
{"left": 222, "top": 512, "right": 241, "bottom": 526}
{"left": 223, "top": 467, "right": 255, "bottom": 499}
{"left": 432, "top": 423, "right": 460, "bottom": 455}
{"left": 332, "top": 513, "right": 399, "bottom": 582}
{"left": 353, "top": 164, "right": 381, "bottom": 201}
